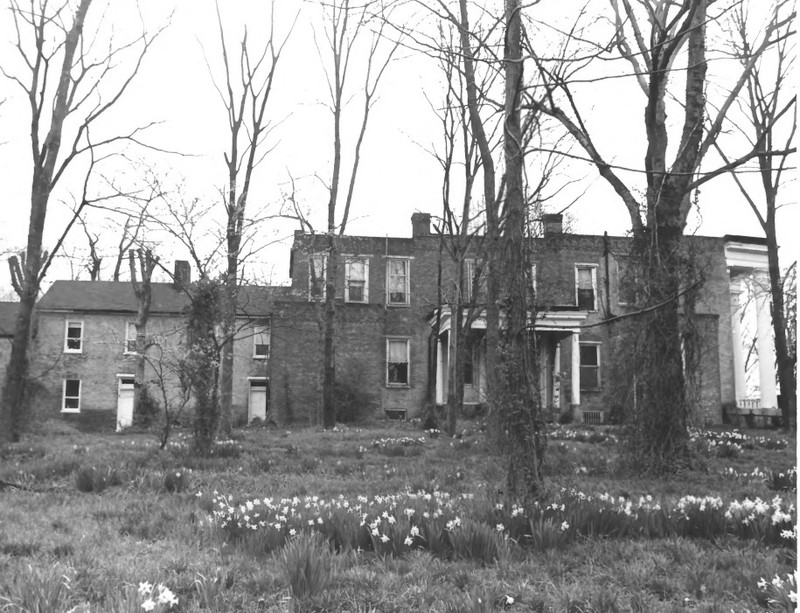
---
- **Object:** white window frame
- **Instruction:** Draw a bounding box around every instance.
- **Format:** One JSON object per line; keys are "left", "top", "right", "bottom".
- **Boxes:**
{"left": 308, "top": 253, "right": 328, "bottom": 301}
{"left": 531, "top": 263, "right": 537, "bottom": 297}
{"left": 124, "top": 322, "right": 137, "bottom": 355}
{"left": 344, "top": 256, "right": 370, "bottom": 303}
{"left": 574, "top": 264, "right": 598, "bottom": 311}
{"left": 64, "top": 320, "right": 84, "bottom": 353}
{"left": 386, "top": 257, "right": 410, "bottom": 306}
{"left": 62, "top": 379, "right": 81, "bottom": 413}
{"left": 579, "top": 342, "right": 601, "bottom": 391}
{"left": 465, "top": 259, "right": 486, "bottom": 302}
{"left": 386, "top": 337, "right": 410, "bottom": 387}
{"left": 253, "top": 323, "right": 271, "bottom": 359}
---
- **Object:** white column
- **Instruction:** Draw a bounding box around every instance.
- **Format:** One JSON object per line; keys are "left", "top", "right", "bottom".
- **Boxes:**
{"left": 553, "top": 344, "right": 562, "bottom": 410}
{"left": 729, "top": 278, "right": 747, "bottom": 403}
{"left": 571, "top": 331, "right": 580, "bottom": 407}
{"left": 754, "top": 272, "right": 778, "bottom": 409}
{"left": 435, "top": 336, "right": 444, "bottom": 405}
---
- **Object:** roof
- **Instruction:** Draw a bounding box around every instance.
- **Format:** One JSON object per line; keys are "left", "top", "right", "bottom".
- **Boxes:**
{"left": 0, "top": 301, "right": 18, "bottom": 337}
{"left": 36, "top": 281, "right": 292, "bottom": 317}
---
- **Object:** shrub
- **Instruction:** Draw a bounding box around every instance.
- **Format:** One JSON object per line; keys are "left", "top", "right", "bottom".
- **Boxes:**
{"left": 75, "top": 465, "right": 122, "bottom": 493}
{"left": 333, "top": 379, "right": 372, "bottom": 423}
{"left": 281, "top": 533, "right": 337, "bottom": 600}
{"left": 163, "top": 469, "right": 191, "bottom": 493}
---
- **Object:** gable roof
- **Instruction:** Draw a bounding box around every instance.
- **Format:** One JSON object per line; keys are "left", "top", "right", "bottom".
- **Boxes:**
{"left": 36, "top": 280, "right": 294, "bottom": 317}
{"left": 0, "top": 301, "right": 18, "bottom": 337}
{"left": 37, "top": 281, "right": 188, "bottom": 314}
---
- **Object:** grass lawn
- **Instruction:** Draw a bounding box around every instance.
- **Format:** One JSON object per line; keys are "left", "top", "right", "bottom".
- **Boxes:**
{"left": 0, "top": 418, "right": 796, "bottom": 612}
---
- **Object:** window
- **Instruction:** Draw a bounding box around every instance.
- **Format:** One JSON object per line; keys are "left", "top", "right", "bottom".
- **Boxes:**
{"left": 308, "top": 254, "right": 327, "bottom": 301}
{"left": 386, "top": 258, "right": 410, "bottom": 305}
{"left": 579, "top": 343, "right": 601, "bottom": 391}
{"left": 62, "top": 379, "right": 81, "bottom": 412}
{"left": 125, "top": 322, "right": 137, "bottom": 354}
{"left": 64, "top": 321, "right": 83, "bottom": 353}
{"left": 465, "top": 259, "right": 486, "bottom": 302}
{"left": 386, "top": 338, "right": 410, "bottom": 386}
{"left": 253, "top": 324, "right": 271, "bottom": 359}
{"left": 345, "top": 257, "right": 369, "bottom": 303}
{"left": 575, "top": 265, "right": 598, "bottom": 311}
{"left": 531, "top": 263, "right": 537, "bottom": 297}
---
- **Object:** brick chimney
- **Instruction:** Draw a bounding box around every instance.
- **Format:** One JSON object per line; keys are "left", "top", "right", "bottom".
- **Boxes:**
{"left": 542, "top": 213, "right": 563, "bottom": 236}
{"left": 174, "top": 260, "right": 191, "bottom": 287}
{"left": 411, "top": 212, "right": 431, "bottom": 238}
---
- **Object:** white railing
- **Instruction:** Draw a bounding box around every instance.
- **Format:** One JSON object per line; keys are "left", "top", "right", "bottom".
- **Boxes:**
{"left": 737, "top": 397, "right": 761, "bottom": 410}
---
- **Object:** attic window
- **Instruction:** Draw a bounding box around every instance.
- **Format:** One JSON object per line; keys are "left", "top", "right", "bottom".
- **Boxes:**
{"left": 64, "top": 321, "right": 83, "bottom": 353}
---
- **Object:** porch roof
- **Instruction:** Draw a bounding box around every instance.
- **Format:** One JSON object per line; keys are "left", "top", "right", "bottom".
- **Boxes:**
{"left": 430, "top": 306, "right": 588, "bottom": 334}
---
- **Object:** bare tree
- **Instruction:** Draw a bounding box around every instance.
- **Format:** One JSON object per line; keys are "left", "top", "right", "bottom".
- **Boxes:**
{"left": 204, "top": 0, "right": 297, "bottom": 436}
{"left": 0, "top": 0, "right": 165, "bottom": 442}
{"left": 526, "top": 0, "right": 794, "bottom": 472}
{"left": 315, "top": 0, "right": 399, "bottom": 428}
{"left": 717, "top": 0, "right": 796, "bottom": 429}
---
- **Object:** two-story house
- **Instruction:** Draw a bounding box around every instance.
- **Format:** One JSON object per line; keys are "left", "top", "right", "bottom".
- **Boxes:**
{"left": 9, "top": 212, "right": 777, "bottom": 429}
{"left": 28, "top": 264, "right": 288, "bottom": 430}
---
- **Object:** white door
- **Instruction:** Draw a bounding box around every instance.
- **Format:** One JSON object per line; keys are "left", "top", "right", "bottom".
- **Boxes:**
{"left": 117, "top": 377, "right": 135, "bottom": 431}
{"left": 248, "top": 380, "right": 268, "bottom": 422}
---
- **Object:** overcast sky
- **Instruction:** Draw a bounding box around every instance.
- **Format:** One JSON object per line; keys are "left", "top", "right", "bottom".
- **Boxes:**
{"left": 0, "top": 0, "right": 795, "bottom": 294}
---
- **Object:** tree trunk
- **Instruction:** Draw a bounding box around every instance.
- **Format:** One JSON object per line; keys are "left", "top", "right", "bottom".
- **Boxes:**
{"left": 322, "top": 235, "right": 338, "bottom": 428}
{"left": 497, "top": 0, "right": 545, "bottom": 506}
{"left": 765, "top": 223, "right": 795, "bottom": 430}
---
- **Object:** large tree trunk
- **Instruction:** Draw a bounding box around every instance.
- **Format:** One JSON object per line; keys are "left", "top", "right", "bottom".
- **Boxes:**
{"left": 0, "top": 0, "right": 93, "bottom": 443}
{"left": 498, "top": 0, "right": 545, "bottom": 505}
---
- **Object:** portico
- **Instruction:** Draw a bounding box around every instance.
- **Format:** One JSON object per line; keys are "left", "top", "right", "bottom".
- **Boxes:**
{"left": 432, "top": 307, "right": 588, "bottom": 417}
{"left": 724, "top": 238, "right": 779, "bottom": 417}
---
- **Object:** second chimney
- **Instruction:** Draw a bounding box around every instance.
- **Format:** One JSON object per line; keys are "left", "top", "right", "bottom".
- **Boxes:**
{"left": 411, "top": 212, "right": 431, "bottom": 238}
{"left": 542, "top": 213, "right": 563, "bottom": 236}
{"left": 174, "top": 260, "right": 191, "bottom": 288}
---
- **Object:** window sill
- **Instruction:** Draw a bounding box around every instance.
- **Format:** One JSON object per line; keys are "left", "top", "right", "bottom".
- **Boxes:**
{"left": 252, "top": 356, "right": 269, "bottom": 360}
{"left": 386, "top": 303, "right": 410, "bottom": 308}
{"left": 580, "top": 388, "right": 602, "bottom": 393}
{"left": 61, "top": 409, "right": 80, "bottom": 414}
{"left": 63, "top": 350, "right": 83, "bottom": 354}
{"left": 386, "top": 384, "right": 410, "bottom": 389}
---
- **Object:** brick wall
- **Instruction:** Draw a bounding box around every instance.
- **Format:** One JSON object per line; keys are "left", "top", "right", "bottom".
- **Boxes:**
{"left": 30, "top": 311, "right": 186, "bottom": 429}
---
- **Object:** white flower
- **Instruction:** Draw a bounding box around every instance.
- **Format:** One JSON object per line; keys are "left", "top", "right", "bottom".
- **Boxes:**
{"left": 141, "top": 599, "right": 156, "bottom": 612}
{"left": 505, "top": 595, "right": 515, "bottom": 605}
{"left": 380, "top": 534, "right": 390, "bottom": 543}
{"left": 157, "top": 587, "right": 178, "bottom": 607}
{"left": 560, "top": 521, "right": 569, "bottom": 532}
{"left": 138, "top": 582, "right": 153, "bottom": 596}
{"left": 496, "top": 523, "right": 505, "bottom": 532}
{"left": 404, "top": 536, "right": 413, "bottom": 546}
{"left": 289, "top": 528, "right": 296, "bottom": 536}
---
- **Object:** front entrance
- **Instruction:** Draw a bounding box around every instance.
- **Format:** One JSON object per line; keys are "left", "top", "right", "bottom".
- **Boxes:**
{"left": 116, "top": 376, "right": 135, "bottom": 431}
{"left": 248, "top": 378, "right": 269, "bottom": 422}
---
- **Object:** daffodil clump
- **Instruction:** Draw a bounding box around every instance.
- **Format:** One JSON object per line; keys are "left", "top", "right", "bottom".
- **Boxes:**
{"left": 202, "top": 486, "right": 796, "bottom": 558}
